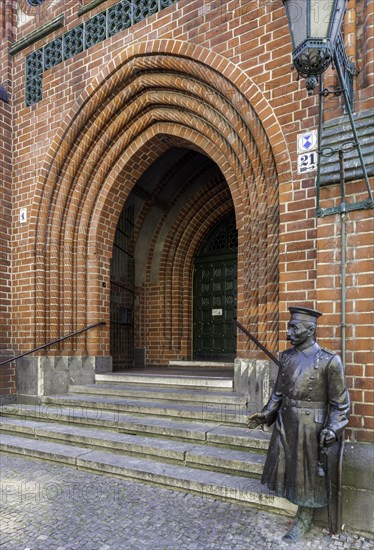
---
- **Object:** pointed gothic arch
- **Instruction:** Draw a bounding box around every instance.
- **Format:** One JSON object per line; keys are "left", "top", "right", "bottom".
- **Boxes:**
{"left": 29, "top": 40, "right": 289, "bottom": 360}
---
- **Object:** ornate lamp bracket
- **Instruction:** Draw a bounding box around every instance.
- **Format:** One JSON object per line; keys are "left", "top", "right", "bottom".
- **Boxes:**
{"left": 315, "top": 34, "right": 373, "bottom": 218}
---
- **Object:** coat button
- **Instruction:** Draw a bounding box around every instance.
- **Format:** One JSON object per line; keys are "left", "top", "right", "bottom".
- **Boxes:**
{"left": 310, "top": 375, "right": 315, "bottom": 380}
{"left": 307, "top": 397, "right": 311, "bottom": 401}
{"left": 305, "top": 411, "right": 310, "bottom": 415}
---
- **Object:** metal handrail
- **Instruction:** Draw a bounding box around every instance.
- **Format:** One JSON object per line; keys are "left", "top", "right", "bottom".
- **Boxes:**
{"left": 234, "top": 319, "right": 281, "bottom": 367}
{"left": 0, "top": 322, "right": 106, "bottom": 366}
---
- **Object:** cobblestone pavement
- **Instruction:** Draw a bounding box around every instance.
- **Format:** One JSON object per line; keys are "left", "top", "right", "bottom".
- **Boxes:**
{"left": 0, "top": 455, "right": 372, "bottom": 550}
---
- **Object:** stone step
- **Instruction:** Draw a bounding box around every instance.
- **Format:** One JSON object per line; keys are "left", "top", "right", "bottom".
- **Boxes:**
{"left": 40, "top": 394, "right": 247, "bottom": 424}
{"left": 0, "top": 418, "right": 265, "bottom": 477}
{"left": 95, "top": 373, "right": 234, "bottom": 390}
{"left": 168, "top": 360, "right": 234, "bottom": 368}
{"left": 0, "top": 433, "right": 296, "bottom": 515}
{"left": 68, "top": 383, "right": 246, "bottom": 406}
{"left": 0, "top": 404, "right": 270, "bottom": 449}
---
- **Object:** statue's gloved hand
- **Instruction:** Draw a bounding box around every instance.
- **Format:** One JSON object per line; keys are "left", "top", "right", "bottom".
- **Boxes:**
{"left": 246, "top": 412, "right": 266, "bottom": 430}
{"left": 319, "top": 428, "right": 336, "bottom": 448}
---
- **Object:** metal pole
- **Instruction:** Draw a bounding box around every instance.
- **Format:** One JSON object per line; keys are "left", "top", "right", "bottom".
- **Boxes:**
{"left": 339, "top": 149, "right": 347, "bottom": 371}
{"left": 337, "top": 433, "right": 345, "bottom": 534}
{"left": 337, "top": 148, "right": 347, "bottom": 535}
{"left": 316, "top": 74, "right": 324, "bottom": 215}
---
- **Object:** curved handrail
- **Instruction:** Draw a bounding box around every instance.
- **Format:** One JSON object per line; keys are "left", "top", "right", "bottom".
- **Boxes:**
{"left": 0, "top": 322, "right": 106, "bottom": 366}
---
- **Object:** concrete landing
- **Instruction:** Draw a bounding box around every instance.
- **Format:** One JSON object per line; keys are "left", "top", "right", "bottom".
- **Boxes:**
{"left": 95, "top": 371, "right": 234, "bottom": 390}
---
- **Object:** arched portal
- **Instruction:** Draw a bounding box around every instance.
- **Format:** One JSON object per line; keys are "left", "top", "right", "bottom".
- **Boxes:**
{"left": 29, "top": 40, "right": 288, "bottom": 369}
{"left": 110, "top": 147, "right": 235, "bottom": 368}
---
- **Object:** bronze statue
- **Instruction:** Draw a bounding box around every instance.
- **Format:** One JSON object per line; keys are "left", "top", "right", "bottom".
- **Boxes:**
{"left": 247, "top": 306, "right": 350, "bottom": 542}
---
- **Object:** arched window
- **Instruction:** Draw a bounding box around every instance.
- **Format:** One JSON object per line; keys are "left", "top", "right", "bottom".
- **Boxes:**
{"left": 198, "top": 212, "right": 238, "bottom": 255}
{"left": 26, "top": 0, "right": 46, "bottom": 5}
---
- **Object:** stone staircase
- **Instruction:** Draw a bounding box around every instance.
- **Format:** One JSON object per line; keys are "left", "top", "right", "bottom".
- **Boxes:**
{"left": 0, "top": 363, "right": 296, "bottom": 517}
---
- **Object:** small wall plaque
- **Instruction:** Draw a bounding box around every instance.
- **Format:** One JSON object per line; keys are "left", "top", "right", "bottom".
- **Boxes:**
{"left": 20, "top": 208, "right": 27, "bottom": 223}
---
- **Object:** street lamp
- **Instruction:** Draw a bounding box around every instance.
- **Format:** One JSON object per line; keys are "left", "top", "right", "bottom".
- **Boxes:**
{"left": 282, "top": 0, "right": 347, "bottom": 94}
{"left": 282, "top": 0, "right": 373, "bottom": 214}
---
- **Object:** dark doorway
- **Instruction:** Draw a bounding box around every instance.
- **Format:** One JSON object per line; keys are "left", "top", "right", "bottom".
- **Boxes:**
{"left": 193, "top": 212, "right": 237, "bottom": 361}
{"left": 109, "top": 146, "right": 236, "bottom": 368}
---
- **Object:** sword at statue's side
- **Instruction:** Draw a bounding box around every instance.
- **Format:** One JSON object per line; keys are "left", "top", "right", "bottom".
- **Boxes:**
{"left": 233, "top": 319, "right": 281, "bottom": 368}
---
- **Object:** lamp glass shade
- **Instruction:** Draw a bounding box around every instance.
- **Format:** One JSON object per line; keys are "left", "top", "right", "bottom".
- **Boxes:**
{"left": 284, "top": 0, "right": 307, "bottom": 50}
{"left": 310, "top": 1, "right": 333, "bottom": 38}
{"left": 283, "top": 0, "right": 347, "bottom": 78}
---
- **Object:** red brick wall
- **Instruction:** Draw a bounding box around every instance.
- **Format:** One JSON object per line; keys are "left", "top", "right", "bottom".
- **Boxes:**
{"left": 0, "top": 1, "right": 15, "bottom": 399}
{"left": 316, "top": 185, "right": 374, "bottom": 443}
{"left": 4, "top": 0, "right": 374, "bottom": 440}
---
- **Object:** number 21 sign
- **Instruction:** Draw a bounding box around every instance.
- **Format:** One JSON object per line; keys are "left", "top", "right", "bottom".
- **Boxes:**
{"left": 297, "top": 151, "right": 318, "bottom": 175}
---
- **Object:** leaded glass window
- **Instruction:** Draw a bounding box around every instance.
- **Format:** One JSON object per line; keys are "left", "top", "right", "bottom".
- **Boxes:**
{"left": 199, "top": 212, "right": 238, "bottom": 255}
{"left": 63, "top": 25, "right": 84, "bottom": 60}
{"left": 133, "top": 0, "right": 158, "bottom": 23}
{"left": 85, "top": 13, "right": 107, "bottom": 48}
{"left": 108, "top": 1, "right": 132, "bottom": 37}
{"left": 27, "top": 0, "right": 46, "bottom": 6}
{"left": 25, "top": 50, "right": 44, "bottom": 104}
{"left": 44, "top": 37, "right": 63, "bottom": 71}
{"left": 25, "top": 0, "right": 179, "bottom": 106}
{"left": 25, "top": 75, "right": 43, "bottom": 105}
{"left": 26, "top": 49, "right": 43, "bottom": 77}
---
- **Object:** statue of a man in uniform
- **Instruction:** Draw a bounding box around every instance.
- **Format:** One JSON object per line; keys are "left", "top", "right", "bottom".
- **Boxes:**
{"left": 247, "top": 306, "right": 350, "bottom": 542}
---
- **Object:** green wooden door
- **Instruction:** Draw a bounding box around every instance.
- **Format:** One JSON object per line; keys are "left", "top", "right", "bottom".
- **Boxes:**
{"left": 193, "top": 213, "right": 237, "bottom": 361}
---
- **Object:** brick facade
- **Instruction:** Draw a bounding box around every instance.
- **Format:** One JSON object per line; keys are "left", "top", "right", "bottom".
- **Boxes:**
{"left": 0, "top": 1, "right": 15, "bottom": 399}
{"left": 1, "top": 0, "right": 373, "bottom": 442}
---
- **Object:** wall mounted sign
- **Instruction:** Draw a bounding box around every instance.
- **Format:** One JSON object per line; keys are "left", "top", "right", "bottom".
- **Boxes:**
{"left": 20, "top": 208, "right": 27, "bottom": 223}
{"left": 298, "top": 151, "right": 318, "bottom": 174}
{"left": 297, "top": 130, "right": 317, "bottom": 154}
{"left": 297, "top": 130, "right": 318, "bottom": 174}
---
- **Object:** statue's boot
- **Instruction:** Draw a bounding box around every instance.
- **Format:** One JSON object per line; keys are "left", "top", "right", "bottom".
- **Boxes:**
{"left": 283, "top": 506, "right": 314, "bottom": 542}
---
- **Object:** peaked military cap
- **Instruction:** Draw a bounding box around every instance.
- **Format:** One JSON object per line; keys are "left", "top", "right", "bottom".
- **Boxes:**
{"left": 289, "top": 306, "right": 322, "bottom": 323}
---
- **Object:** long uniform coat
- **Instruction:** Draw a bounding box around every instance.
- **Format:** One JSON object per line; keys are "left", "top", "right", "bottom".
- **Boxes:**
{"left": 261, "top": 342, "right": 350, "bottom": 507}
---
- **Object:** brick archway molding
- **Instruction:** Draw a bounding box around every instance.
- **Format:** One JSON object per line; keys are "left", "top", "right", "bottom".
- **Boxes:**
{"left": 27, "top": 40, "right": 291, "bottom": 379}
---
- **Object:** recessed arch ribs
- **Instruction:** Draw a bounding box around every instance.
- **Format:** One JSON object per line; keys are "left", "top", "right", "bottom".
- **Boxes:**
{"left": 32, "top": 42, "right": 285, "bottom": 359}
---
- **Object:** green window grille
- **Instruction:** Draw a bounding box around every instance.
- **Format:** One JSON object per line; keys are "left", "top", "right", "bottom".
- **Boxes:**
{"left": 27, "top": 0, "right": 46, "bottom": 5}
{"left": 25, "top": 0, "right": 179, "bottom": 106}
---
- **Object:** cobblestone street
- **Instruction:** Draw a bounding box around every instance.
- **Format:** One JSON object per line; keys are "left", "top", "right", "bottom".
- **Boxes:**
{"left": 0, "top": 455, "right": 372, "bottom": 550}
